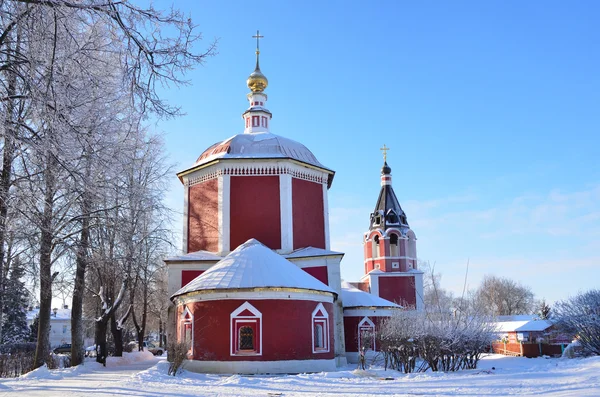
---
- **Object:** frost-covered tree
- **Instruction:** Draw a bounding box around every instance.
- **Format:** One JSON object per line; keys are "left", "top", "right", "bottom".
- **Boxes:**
{"left": 474, "top": 275, "right": 535, "bottom": 316}
{"left": 1, "top": 258, "right": 29, "bottom": 344}
{"left": 555, "top": 290, "right": 600, "bottom": 355}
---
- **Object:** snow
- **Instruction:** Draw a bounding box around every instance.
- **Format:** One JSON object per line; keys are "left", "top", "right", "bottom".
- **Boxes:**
{"left": 172, "top": 239, "right": 336, "bottom": 298}
{"left": 495, "top": 318, "right": 553, "bottom": 333}
{"left": 341, "top": 281, "right": 401, "bottom": 309}
{"left": 2, "top": 354, "right": 599, "bottom": 396}
{"left": 164, "top": 250, "right": 222, "bottom": 262}
{"left": 190, "top": 131, "right": 332, "bottom": 171}
{"left": 284, "top": 247, "right": 344, "bottom": 259}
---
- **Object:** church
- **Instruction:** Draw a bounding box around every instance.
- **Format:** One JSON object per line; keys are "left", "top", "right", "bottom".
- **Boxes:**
{"left": 166, "top": 33, "right": 423, "bottom": 374}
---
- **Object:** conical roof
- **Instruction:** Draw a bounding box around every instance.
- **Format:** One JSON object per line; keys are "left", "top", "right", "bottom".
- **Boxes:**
{"left": 172, "top": 239, "right": 336, "bottom": 299}
{"left": 341, "top": 281, "right": 402, "bottom": 309}
{"left": 370, "top": 161, "right": 408, "bottom": 231}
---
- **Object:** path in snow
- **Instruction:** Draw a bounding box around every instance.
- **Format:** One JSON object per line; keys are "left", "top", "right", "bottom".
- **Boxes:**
{"left": 0, "top": 354, "right": 599, "bottom": 396}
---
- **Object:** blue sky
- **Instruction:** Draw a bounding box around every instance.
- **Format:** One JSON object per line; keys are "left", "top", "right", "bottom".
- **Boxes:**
{"left": 153, "top": 1, "right": 599, "bottom": 305}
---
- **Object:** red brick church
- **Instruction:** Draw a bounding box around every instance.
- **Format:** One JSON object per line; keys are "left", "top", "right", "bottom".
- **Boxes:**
{"left": 166, "top": 33, "right": 423, "bottom": 373}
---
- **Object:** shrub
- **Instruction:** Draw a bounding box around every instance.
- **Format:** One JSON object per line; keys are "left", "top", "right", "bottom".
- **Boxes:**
{"left": 167, "top": 341, "right": 190, "bottom": 376}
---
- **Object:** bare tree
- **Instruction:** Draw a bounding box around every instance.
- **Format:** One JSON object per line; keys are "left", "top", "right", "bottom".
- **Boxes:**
{"left": 473, "top": 275, "right": 535, "bottom": 316}
{"left": 555, "top": 289, "right": 600, "bottom": 355}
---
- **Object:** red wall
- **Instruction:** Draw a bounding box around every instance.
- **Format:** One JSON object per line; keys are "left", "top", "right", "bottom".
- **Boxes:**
{"left": 181, "top": 299, "right": 334, "bottom": 361}
{"left": 292, "top": 178, "right": 325, "bottom": 249}
{"left": 188, "top": 180, "right": 219, "bottom": 252}
{"left": 181, "top": 270, "right": 204, "bottom": 287}
{"left": 230, "top": 176, "right": 281, "bottom": 250}
{"left": 378, "top": 276, "right": 416, "bottom": 306}
{"left": 302, "top": 266, "right": 329, "bottom": 286}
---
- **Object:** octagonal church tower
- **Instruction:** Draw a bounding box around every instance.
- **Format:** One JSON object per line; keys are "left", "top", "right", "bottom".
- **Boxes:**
{"left": 166, "top": 34, "right": 347, "bottom": 372}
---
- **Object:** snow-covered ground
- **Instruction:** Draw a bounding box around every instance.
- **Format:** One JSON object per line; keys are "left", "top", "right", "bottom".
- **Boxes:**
{"left": 1, "top": 353, "right": 599, "bottom": 396}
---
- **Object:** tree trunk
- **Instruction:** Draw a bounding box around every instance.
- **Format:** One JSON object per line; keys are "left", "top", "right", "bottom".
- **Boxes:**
{"left": 110, "top": 312, "right": 124, "bottom": 357}
{"left": 71, "top": 161, "right": 92, "bottom": 366}
{"left": 95, "top": 318, "right": 108, "bottom": 366}
{"left": 33, "top": 148, "right": 56, "bottom": 369}
{"left": 0, "top": 31, "right": 19, "bottom": 344}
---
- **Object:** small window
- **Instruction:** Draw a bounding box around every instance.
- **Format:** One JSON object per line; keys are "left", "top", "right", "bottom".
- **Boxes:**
{"left": 392, "top": 262, "right": 399, "bottom": 269}
{"left": 314, "top": 324, "right": 324, "bottom": 348}
{"left": 252, "top": 116, "right": 259, "bottom": 127}
{"left": 63, "top": 325, "right": 67, "bottom": 334}
{"left": 239, "top": 326, "right": 254, "bottom": 350}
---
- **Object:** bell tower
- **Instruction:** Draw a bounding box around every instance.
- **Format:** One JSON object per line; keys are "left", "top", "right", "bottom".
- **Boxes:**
{"left": 359, "top": 146, "right": 424, "bottom": 310}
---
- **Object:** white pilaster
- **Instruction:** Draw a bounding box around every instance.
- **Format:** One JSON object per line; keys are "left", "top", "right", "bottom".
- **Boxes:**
{"left": 369, "top": 274, "right": 380, "bottom": 297}
{"left": 323, "top": 183, "right": 330, "bottom": 250}
{"left": 182, "top": 184, "right": 189, "bottom": 254}
{"left": 414, "top": 272, "right": 424, "bottom": 312}
{"left": 279, "top": 174, "right": 293, "bottom": 253}
{"left": 218, "top": 175, "right": 231, "bottom": 253}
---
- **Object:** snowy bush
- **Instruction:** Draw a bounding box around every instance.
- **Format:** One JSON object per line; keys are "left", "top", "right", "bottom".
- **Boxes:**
{"left": 554, "top": 289, "right": 600, "bottom": 356}
{"left": 0, "top": 352, "right": 35, "bottom": 378}
{"left": 167, "top": 341, "right": 190, "bottom": 376}
{"left": 379, "top": 310, "right": 495, "bottom": 372}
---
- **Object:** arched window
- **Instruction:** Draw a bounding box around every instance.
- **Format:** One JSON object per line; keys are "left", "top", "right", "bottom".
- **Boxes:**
{"left": 358, "top": 317, "right": 376, "bottom": 351}
{"left": 312, "top": 303, "right": 329, "bottom": 353}
{"left": 179, "top": 306, "right": 193, "bottom": 356}
{"left": 230, "top": 302, "right": 262, "bottom": 356}
{"left": 314, "top": 324, "right": 324, "bottom": 348}
{"left": 390, "top": 233, "right": 399, "bottom": 257}
{"left": 407, "top": 231, "right": 417, "bottom": 259}
{"left": 372, "top": 235, "right": 380, "bottom": 259}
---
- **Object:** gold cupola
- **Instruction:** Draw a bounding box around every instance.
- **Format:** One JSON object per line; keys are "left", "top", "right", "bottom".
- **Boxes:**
{"left": 247, "top": 30, "right": 268, "bottom": 93}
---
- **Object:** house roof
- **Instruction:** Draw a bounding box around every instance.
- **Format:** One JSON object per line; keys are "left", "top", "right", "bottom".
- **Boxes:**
{"left": 26, "top": 308, "right": 71, "bottom": 321}
{"left": 341, "top": 281, "right": 402, "bottom": 309}
{"left": 164, "top": 250, "right": 222, "bottom": 262}
{"left": 284, "top": 247, "right": 344, "bottom": 259}
{"left": 494, "top": 316, "right": 553, "bottom": 333}
{"left": 172, "top": 239, "right": 336, "bottom": 299}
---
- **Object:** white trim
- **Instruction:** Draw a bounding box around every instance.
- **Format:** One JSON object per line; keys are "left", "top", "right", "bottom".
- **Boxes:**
{"left": 182, "top": 185, "right": 189, "bottom": 254}
{"left": 182, "top": 358, "right": 337, "bottom": 374}
{"left": 369, "top": 274, "right": 379, "bottom": 297}
{"left": 182, "top": 161, "right": 330, "bottom": 188}
{"left": 323, "top": 183, "right": 330, "bottom": 250}
{"left": 279, "top": 174, "right": 293, "bottom": 253}
{"left": 358, "top": 316, "right": 376, "bottom": 351}
{"left": 364, "top": 256, "right": 416, "bottom": 263}
{"left": 414, "top": 271, "right": 424, "bottom": 312}
{"left": 218, "top": 175, "right": 231, "bottom": 253}
{"left": 343, "top": 308, "right": 399, "bottom": 317}
{"left": 311, "top": 303, "right": 330, "bottom": 354}
{"left": 176, "top": 290, "right": 334, "bottom": 306}
{"left": 230, "top": 302, "right": 262, "bottom": 356}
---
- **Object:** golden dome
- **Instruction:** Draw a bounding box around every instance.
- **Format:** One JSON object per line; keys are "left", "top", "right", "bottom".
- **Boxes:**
{"left": 247, "top": 67, "right": 268, "bottom": 93}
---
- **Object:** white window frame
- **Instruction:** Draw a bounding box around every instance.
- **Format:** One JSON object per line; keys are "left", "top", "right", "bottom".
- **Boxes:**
{"left": 358, "top": 316, "right": 376, "bottom": 351}
{"left": 180, "top": 306, "right": 194, "bottom": 356}
{"left": 311, "top": 303, "right": 330, "bottom": 353}
{"left": 230, "top": 301, "right": 262, "bottom": 356}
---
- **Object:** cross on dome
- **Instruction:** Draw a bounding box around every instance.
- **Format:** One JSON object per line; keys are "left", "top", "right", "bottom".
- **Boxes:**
{"left": 253, "top": 30, "right": 264, "bottom": 54}
{"left": 380, "top": 144, "right": 390, "bottom": 162}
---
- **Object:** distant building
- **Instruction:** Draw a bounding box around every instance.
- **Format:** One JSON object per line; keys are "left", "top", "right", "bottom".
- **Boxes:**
{"left": 491, "top": 315, "right": 572, "bottom": 357}
{"left": 26, "top": 306, "right": 71, "bottom": 347}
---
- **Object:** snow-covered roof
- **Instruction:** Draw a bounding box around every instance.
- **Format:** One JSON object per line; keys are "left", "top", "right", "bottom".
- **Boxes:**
{"left": 172, "top": 239, "right": 336, "bottom": 299}
{"left": 188, "top": 132, "right": 333, "bottom": 172}
{"left": 164, "top": 250, "right": 222, "bottom": 262}
{"left": 341, "top": 282, "right": 401, "bottom": 309}
{"left": 494, "top": 317, "right": 553, "bottom": 333}
{"left": 26, "top": 308, "right": 71, "bottom": 321}
{"left": 284, "top": 247, "right": 344, "bottom": 259}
